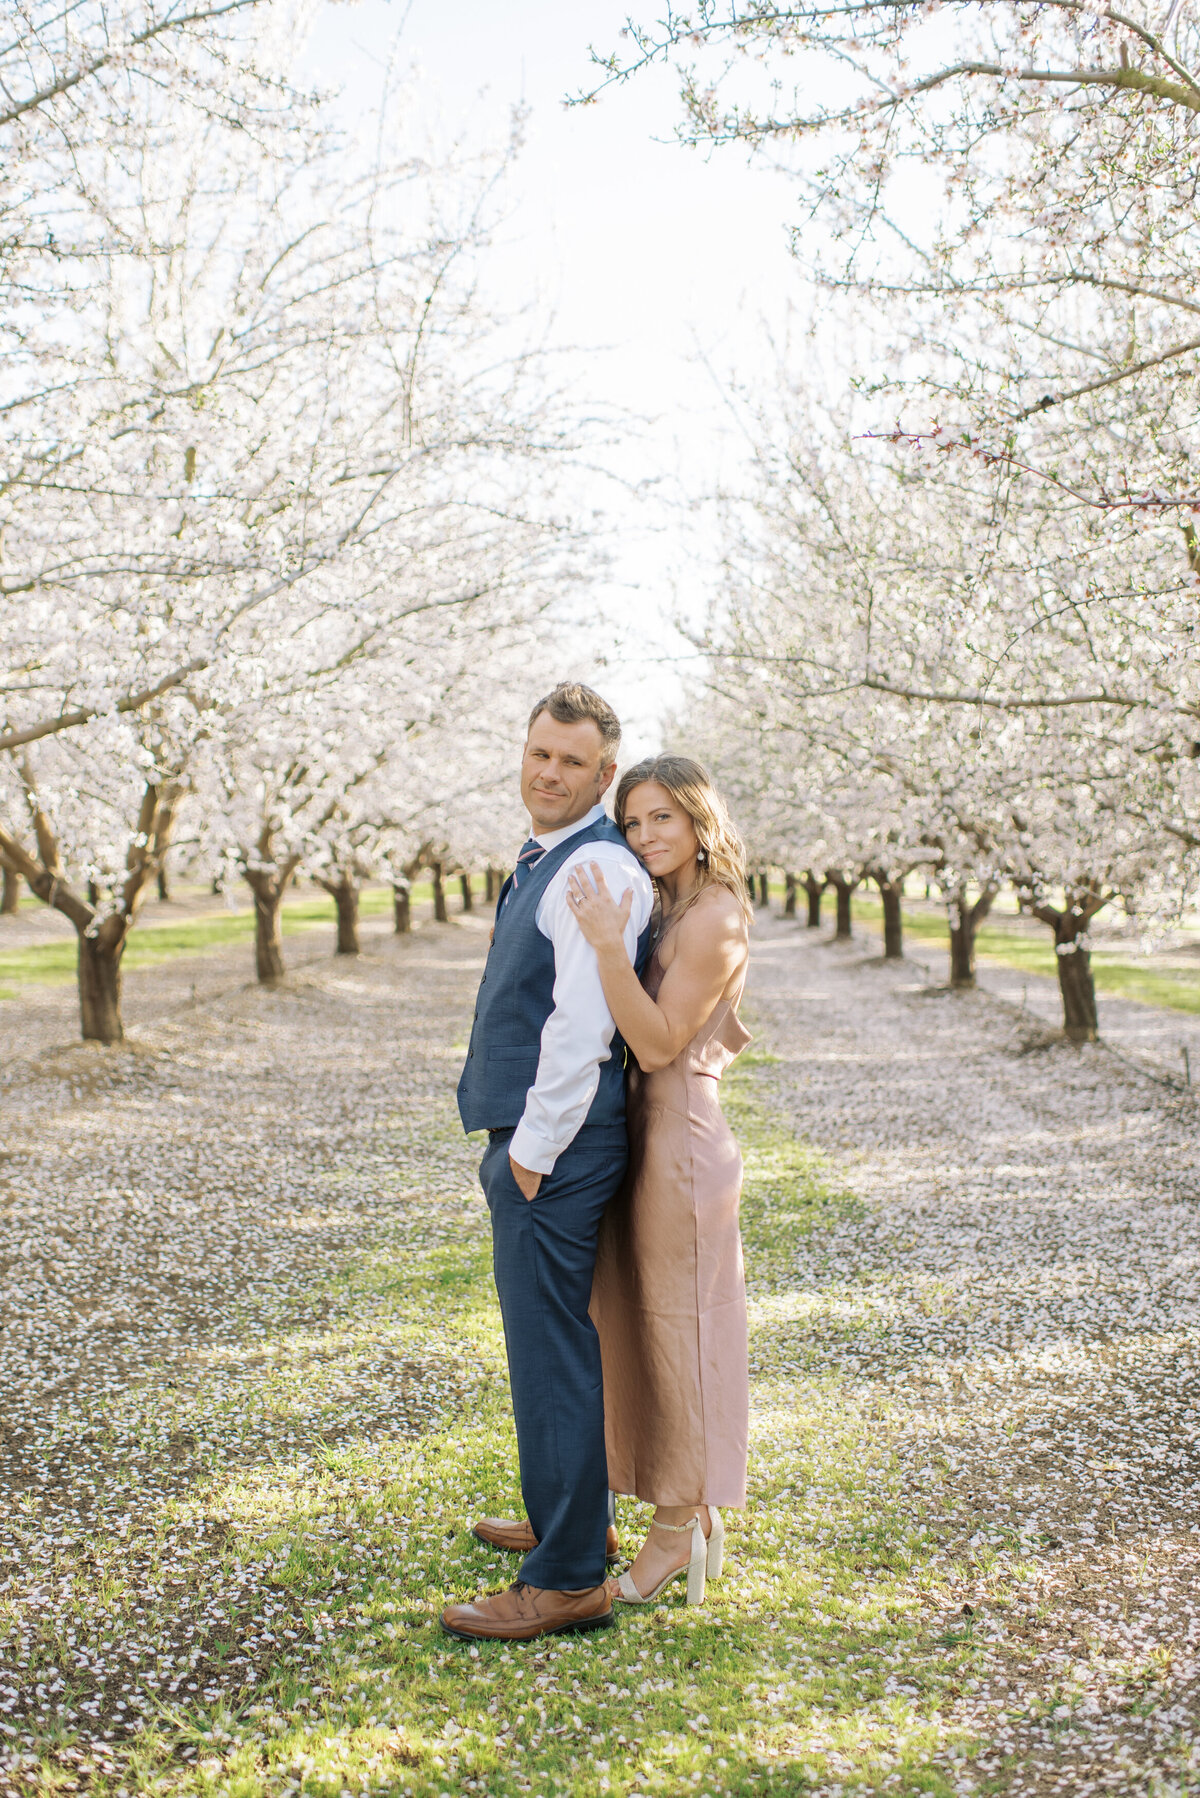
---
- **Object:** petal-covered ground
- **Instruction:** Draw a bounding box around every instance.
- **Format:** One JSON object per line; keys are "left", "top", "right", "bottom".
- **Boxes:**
{"left": 748, "top": 921, "right": 1200, "bottom": 1795}
{"left": 0, "top": 908, "right": 1197, "bottom": 1796}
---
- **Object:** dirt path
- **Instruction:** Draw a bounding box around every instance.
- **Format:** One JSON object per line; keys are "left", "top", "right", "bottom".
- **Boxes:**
{"left": 746, "top": 914, "right": 1200, "bottom": 1795}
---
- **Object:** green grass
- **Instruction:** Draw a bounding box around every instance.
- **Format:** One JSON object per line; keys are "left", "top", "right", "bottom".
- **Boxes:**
{"left": 21, "top": 1050, "right": 989, "bottom": 1797}
{"left": 842, "top": 893, "right": 1200, "bottom": 1017}
{"left": 0, "top": 883, "right": 449, "bottom": 999}
{"left": 11, "top": 874, "right": 1197, "bottom": 1019}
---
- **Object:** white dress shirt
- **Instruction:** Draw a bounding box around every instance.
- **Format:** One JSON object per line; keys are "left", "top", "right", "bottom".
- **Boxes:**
{"left": 509, "top": 802, "right": 654, "bottom": 1177}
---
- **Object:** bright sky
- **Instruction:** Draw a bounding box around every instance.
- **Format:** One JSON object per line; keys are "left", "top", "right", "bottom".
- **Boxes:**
{"left": 309, "top": 0, "right": 805, "bottom": 752}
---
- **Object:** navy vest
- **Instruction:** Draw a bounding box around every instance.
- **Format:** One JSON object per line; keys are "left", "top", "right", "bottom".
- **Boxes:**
{"left": 457, "top": 816, "right": 652, "bottom": 1135}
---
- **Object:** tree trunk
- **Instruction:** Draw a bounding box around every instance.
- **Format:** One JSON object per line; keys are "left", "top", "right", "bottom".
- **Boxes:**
{"left": 0, "top": 858, "right": 20, "bottom": 915}
{"left": 2, "top": 775, "right": 181, "bottom": 1042}
{"left": 242, "top": 868, "right": 291, "bottom": 984}
{"left": 77, "top": 931, "right": 125, "bottom": 1044}
{"left": 803, "top": 873, "right": 824, "bottom": 929}
{"left": 393, "top": 880, "right": 412, "bottom": 935}
{"left": 756, "top": 870, "right": 769, "bottom": 907}
{"left": 157, "top": 860, "right": 170, "bottom": 902}
{"left": 947, "top": 881, "right": 997, "bottom": 989}
{"left": 459, "top": 870, "right": 474, "bottom": 912}
{"left": 254, "top": 884, "right": 287, "bottom": 983}
{"left": 948, "top": 918, "right": 974, "bottom": 986}
{"left": 1056, "top": 929, "right": 1099, "bottom": 1042}
{"left": 874, "top": 873, "right": 904, "bottom": 959}
{"left": 745, "top": 872, "right": 755, "bottom": 900}
{"left": 826, "top": 870, "right": 857, "bottom": 940}
{"left": 783, "top": 872, "right": 797, "bottom": 918}
{"left": 1032, "top": 892, "right": 1103, "bottom": 1042}
{"left": 331, "top": 879, "right": 360, "bottom": 955}
{"left": 431, "top": 859, "right": 448, "bottom": 924}
{"left": 485, "top": 866, "right": 498, "bottom": 903}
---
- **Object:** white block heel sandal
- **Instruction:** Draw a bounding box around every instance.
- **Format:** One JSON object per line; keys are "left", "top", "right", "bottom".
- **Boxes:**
{"left": 706, "top": 1507, "right": 725, "bottom": 1581}
{"left": 614, "top": 1512, "right": 719, "bottom": 1607}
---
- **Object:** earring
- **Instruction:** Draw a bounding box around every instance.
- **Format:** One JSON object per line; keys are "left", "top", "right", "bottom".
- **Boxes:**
{"left": 697, "top": 848, "right": 708, "bottom": 864}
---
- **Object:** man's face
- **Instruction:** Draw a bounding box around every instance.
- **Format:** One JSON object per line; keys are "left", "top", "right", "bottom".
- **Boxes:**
{"left": 521, "top": 711, "right": 616, "bottom": 833}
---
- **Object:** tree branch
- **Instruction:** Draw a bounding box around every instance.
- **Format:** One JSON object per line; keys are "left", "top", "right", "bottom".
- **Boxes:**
{"left": 861, "top": 675, "right": 1138, "bottom": 710}
{"left": 0, "top": 816, "right": 92, "bottom": 932}
{"left": 1017, "top": 333, "right": 1200, "bottom": 420}
{"left": 0, "top": 0, "right": 268, "bottom": 129}
{"left": 582, "top": 1, "right": 1200, "bottom": 111}
{"left": 0, "top": 658, "right": 208, "bottom": 755}
{"left": 867, "top": 429, "right": 1200, "bottom": 515}
{"left": 902, "top": 58, "right": 1200, "bottom": 113}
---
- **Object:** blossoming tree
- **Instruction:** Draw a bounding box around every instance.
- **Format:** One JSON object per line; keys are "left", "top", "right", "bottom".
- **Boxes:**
{"left": 0, "top": 34, "right": 595, "bottom": 1038}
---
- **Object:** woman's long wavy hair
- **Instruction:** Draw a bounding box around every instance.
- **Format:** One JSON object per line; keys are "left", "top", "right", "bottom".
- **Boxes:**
{"left": 614, "top": 754, "right": 754, "bottom": 929}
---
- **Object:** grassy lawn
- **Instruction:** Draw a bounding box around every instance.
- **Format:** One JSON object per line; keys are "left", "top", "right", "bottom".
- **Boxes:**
{"left": 839, "top": 893, "right": 1200, "bottom": 1017}
{"left": 8, "top": 878, "right": 1198, "bottom": 1019}
{"left": 0, "top": 885, "right": 446, "bottom": 999}
{"left": 17, "top": 1050, "right": 990, "bottom": 1797}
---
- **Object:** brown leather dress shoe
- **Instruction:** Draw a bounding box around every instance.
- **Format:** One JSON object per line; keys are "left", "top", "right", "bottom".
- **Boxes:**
{"left": 442, "top": 1580, "right": 614, "bottom": 1642}
{"left": 473, "top": 1517, "right": 621, "bottom": 1560}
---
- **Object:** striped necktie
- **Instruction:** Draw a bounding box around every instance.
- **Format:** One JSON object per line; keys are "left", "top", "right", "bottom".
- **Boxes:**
{"left": 507, "top": 836, "right": 546, "bottom": 901}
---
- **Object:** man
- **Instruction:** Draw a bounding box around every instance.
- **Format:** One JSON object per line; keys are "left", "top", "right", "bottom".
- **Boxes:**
{"left": 443, "top": 682, "right": 653, "bottom": 1643}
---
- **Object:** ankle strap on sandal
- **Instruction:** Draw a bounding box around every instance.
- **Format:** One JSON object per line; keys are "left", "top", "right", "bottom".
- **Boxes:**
{"left": 650, "top": 1514, "right": 702, "bottom": 1534}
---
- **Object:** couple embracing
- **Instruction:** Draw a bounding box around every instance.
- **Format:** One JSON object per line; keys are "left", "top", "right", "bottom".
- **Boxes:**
{"left": 444, "top": 682, "right": 753, "bottom": 1644}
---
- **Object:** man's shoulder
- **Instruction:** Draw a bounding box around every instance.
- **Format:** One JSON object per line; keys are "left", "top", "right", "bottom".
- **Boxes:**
{"left": 537, "top": 828, "right": 650, "bottom": 929}
{"left": 578, "top": 833, "right": 651, "bottom": 883}
{"left": 582, "top": 815, "right": 626, "bottom": 847}
{"left": 557, "top": 815, "right": 637, "bottom": 864}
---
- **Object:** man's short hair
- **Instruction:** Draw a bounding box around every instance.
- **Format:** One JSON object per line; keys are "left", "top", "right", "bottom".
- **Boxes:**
{"left": 527, "top": 682, "right": 621, "bottom": 763}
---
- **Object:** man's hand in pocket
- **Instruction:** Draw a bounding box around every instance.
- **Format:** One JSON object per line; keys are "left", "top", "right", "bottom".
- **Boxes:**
{"left": 509, "top": 1156, "right": 542, "bottom": 1202}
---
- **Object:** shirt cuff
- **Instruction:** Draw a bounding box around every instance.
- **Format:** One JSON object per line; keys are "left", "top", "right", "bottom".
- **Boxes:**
{"left": 508, "top": 1120, "right": 559, "bottom": 1177}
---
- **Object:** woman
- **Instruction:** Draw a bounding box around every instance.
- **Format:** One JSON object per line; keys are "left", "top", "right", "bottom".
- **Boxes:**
{"left": 566, "top": 753, "right": 753, "bottom": 1606}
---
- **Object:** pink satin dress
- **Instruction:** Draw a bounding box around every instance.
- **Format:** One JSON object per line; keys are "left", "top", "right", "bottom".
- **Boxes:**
{"left": 590, "top": 944, "right": 752, "bottom": 1508}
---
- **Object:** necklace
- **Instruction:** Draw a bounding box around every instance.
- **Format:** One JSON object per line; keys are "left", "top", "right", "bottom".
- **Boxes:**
{"left": 651, "top": 900, "right": 681, "bottom": 945}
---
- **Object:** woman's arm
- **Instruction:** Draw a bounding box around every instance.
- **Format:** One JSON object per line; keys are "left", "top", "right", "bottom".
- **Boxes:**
{"left": 566, "top": 864, "right": 747, "bottom": 1072}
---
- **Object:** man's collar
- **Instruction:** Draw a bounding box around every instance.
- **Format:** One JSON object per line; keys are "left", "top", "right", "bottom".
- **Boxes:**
{"left": 532, "top": 801, "right": 608, "bottom": 852}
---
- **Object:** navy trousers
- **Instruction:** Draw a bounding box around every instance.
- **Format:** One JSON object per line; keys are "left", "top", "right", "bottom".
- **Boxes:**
{"left": 480, "top": 1123, "right": 627, "bottom": 1591}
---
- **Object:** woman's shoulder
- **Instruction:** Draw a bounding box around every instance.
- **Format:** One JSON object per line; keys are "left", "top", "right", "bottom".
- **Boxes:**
{"left": 677, "top": 882, "right": 749, "bottom": 946}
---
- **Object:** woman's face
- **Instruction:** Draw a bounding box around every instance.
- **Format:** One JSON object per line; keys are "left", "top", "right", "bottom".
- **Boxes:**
{"left": 620, "top": 781, "right": 700, "bottom": 879}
